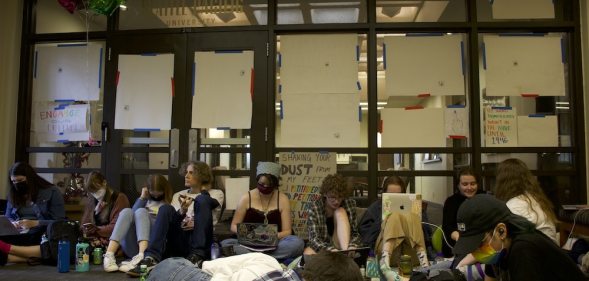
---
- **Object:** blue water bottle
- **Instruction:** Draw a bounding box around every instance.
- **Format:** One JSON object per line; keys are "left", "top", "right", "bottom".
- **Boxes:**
{"left": 57, "top": 238, "right": 70, "bottom": 273}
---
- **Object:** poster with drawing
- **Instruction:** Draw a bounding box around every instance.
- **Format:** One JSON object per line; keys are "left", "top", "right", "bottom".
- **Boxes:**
{"left": 279, "top": 152, "right": 337, "bottom": 238}
{"left": 445, "top": 107, "right": 468, "bottom": 138}
{"left": 484, "top": 107, "right": 518, "bottom": 147}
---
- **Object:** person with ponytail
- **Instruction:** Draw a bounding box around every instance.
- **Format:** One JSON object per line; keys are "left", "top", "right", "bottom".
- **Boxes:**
{"left": 221, "top": 161, "right": 304, "bottom": 261}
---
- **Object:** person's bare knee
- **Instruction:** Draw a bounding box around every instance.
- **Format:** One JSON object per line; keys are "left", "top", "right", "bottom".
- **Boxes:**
{"left": 304, "top": 247, "right": 317, "bottom": 255}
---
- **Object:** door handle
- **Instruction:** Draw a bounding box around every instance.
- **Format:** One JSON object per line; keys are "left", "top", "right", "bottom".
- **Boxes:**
{"left": 170, "top": 128, "right": 179, "bottom": 168}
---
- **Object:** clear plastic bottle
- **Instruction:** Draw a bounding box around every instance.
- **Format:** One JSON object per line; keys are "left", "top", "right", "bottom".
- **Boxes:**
{"left": 210, "top": 242, "right": 220, "bottom": 260}
{"left": 139, "top": 264, "right": 147, "bottom": 281}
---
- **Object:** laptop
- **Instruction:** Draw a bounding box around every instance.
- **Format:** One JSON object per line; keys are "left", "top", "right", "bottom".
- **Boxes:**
{"left": 0, "top": 216, "right": 20, "bottom": 236}
{"left": 381, "top": 193, "right": 422, "bottom": 220}
{"left": 237, "top": 223, "right": 279, "bottom": 252}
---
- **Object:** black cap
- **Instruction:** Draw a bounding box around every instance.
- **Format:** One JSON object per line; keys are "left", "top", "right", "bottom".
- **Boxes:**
{"left": 453, "top": 194, "right": 512, "bottom": 256}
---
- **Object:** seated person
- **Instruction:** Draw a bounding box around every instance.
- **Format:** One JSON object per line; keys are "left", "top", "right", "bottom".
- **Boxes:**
{"left": 304, "top": 174, "right": 362, "bottom": 255}
{"left": 221, "top": 161, "right": 304, "bottom": 261}
{"left": 359, "top": 175, "right": 406, "bottom": 249}
{"left": 147, "top": 250, "right": 363, "bottom": 281}
{"left": 454, "top": 194, "right": 585, "bottom": 281}
{"left": 129, "top": 161, "right": 224, "bottom": 276}
{"left": 103, "top": 174, "right": 173, "bottom": 272}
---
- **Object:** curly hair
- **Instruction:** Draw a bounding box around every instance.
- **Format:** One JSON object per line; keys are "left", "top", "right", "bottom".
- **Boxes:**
{"left": 320, "top": 174, "right": 350, "bottom": 198}
{"left": 494, "top": 158, "right": 557, "bottom": 224}
{"left": 179, "top": 161, "right": 212, "bottom": 185}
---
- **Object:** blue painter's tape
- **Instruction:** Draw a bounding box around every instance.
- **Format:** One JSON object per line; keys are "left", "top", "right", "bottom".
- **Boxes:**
{"left": 491, "top": 106, "right": 512, "bottom": 110}
{"left": 482, "top": 42, "right": 487, "bottom": 70}
{"left": 216, "top": 127, "right": 231, "bottom": 130}
{"left": 561, "top": 38, "right": 566, "bottom": 63}
{"left": 59, "top": 132, "right": 64, "bottom": 135}
{"left": 34, "top": 51, "right": 38, "bottom": 78}
{"left": 134, "top": 128, "right": 160, "bottom": 132}
{"left": 529, "top": 114, "right": 546, "bottom": 118}
{"left": 279, "top": 84, "right": 282, "bottom": 93}
{"left": 98, "top": 48, "right": 103, "bottom": 89}
{"left": 383, "top": 43, "right": 387, "bottom": 70}
{"left": 357, "top": 81, "right": 361, "bottom": 90}
{"left": 460, "top": 41, "right": 465, "bottom": 75}
{"left": 499, "top": 33, "right": 546, "bottom": 37}
{"left": 447, "top": 104, "right": 466, "bottom": 108}
{"left": 280, "top": 100, "right": 284, "bottom": 120}
{"left": 141, "top": 53, "right": 158, "bottom": 56}
{"left": 57, "top": 43, "right": 87, "bottom": 47}
{"left": 215, "top": 50, "right": 243, "bottom": 53}
{"left": 54, "top": 99, "right": 75, "bottom": 103}
{"left": 278, "top": 53, "right": 282, "bottom": 67}
{"left": 358, "top": 106, "right": 362, "bottom": 122}
{"left": 192, "top": 62, "right": 196, "bottom": 96}
{"left": 57, "top": 139, "right": 69, "bottom": 143}
{"left": 406, "top": 33, "right": 444, "bottom": 37}
{"left": 356, "top": 45, "right": 360, "bottom": 61}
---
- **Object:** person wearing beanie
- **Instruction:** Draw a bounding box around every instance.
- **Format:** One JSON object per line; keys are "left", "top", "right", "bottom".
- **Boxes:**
{"left": 453, "top": 194, "right": 585, "bottom": 281}
{"left": 221, "top": 161, "right": 304, "bottom": 261}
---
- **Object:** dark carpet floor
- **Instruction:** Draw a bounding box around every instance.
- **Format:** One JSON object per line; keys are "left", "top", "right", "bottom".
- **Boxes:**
{"left": 0, "top": 263, "right": 134, "bottom": 281}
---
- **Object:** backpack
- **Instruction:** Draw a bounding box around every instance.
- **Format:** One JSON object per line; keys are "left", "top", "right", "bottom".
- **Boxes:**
{"left": 40, "top": 220, "right": 81, "bottom": 265}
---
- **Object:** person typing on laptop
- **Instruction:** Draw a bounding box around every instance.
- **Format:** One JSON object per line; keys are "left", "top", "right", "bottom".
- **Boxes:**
{"left": 221, "top": 161, "right": 304, "bottom": 261}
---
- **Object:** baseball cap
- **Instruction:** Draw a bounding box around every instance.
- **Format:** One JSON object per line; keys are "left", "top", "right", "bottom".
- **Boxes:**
{"left": 256, "top": 162, "right": 281, "bottom": 178}
{"left": 453, "top": 194, "right": 512, "bottom": 255}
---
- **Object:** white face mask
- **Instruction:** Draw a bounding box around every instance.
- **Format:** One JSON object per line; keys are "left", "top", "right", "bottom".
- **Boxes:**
{"left": 91, "top": 189, "right": 106, "bottom": 201}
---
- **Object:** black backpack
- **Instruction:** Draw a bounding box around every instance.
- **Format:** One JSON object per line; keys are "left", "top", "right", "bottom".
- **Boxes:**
{"left": 40, "top": 220, "right": 81, "bottom": 265}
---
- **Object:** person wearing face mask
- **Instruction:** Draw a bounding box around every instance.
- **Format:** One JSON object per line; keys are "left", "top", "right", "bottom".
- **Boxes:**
{"left": 454, "top": 194, "right": 585, "bottom": 281}
{"left": 102, "top": 174, "right": 173, "bottom": 272}
{"left": 0, "top": 162, "right": 66, "bottom": 265}
{"left": 442, "top": 167, "right": 481, "bottom": 258}
{"left": 221, "top": 162, "right": 304, "bottom": 261}
{"left": 128, "top": 161, "right": 224, "bottom": 277}
{"left": 304, "top": 174, "right": 362, "bottom": 256}
{"left": 80, "top": 171, "right": 130, "bottom": 251}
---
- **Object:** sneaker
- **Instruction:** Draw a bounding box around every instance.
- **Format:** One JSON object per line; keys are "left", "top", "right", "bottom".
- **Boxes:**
{"left": 186, "top": 253, "right": 205, "bottom": 268}
{"left": 127, "top": 256, "right": 157, "bottom": 277}
{"left": 119, "top": 253, "right": 144, "bottom": 273}
{"left": 103, "top": 252, "right": 119, "bottom": 272}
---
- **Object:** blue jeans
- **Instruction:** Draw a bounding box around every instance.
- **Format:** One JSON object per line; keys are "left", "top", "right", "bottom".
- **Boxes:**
{"left": 220, "top": 235, "right": 304, "bottom": 261}
{"left": 147, "top": 257, "right": 212, "bottom": 281}
{"left": 145, "top": 191, "right": 219, "bottom": 261}
{"left": 109, "top": 208, "right": 151, "bottom": 257}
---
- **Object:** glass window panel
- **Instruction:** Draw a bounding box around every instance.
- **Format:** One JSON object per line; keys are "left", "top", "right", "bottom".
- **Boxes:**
{"left": 276, "top": 34, "right": 367, "bottom": 148}
{"left": 122, "top": 153, "right": 169, "bottom": 170}
{"left": 199, "top": 153, "right": 250, "bottom": 170}
{"left": 36, "top": 0, "right": 107, "bottom": 34}
{"left": 476, "top": 0, "right": 569, "bottom": 22}
{"left": 120, "top": 174, "right": 169, "bottom": 202}
{"left": 30, "top": 152, "right": 101, "bottom": 169}
{"left": 378, "top": 153, "right": 470, "bottom": 171}
{"left": 376, "top": 0, "right": 466, "bottom": 23}
{"left": 377, "top": 33, "right": 470, "bottom": 148}
{"left": 481, "top": 153, "right": 574, "bottom": 173}
{"left": 121, "top": 130, "right": 170, "bottom": 147}
{"left": 479, "top": 33, "right": 571, "bottom": 147}
{"left": 277, "top": 0, "right": 366, "bottom": 24}
{"left": 119, "top": 0, "right": 266, "bottom": 30}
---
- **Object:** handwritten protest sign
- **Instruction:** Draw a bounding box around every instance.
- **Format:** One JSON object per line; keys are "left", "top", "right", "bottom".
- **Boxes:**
{"left": 484, "top": 107, "right": 517, "bottom": 147}
{"left": 33, "top": 102, "right": 89, "bottom": 142}
{"left": 279, "top": 152, "right": 336, "bottom": 238}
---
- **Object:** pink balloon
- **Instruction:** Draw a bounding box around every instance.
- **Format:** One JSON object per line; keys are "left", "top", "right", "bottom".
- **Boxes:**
{"left": 57, "top": 0, "right": 82, "bottom": 14}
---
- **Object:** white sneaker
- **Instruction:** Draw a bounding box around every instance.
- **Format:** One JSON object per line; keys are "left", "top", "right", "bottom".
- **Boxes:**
{"left": 119, "top": 253, "right": 144, "bottom": 273}
{"left": 103, "top": 252, "right": 119, "bottom": 272}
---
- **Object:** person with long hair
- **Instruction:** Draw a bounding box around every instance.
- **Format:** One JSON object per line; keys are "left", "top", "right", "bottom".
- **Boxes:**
{"left": 103, "top": 174, "right": 173, "bottom": 272}
{"left": 80, "top": 170, "right": 130, "bottom": 254}
{"left": 304, "top": 174, "right": 362, "bottom": 255}
{"left": 441, "top": 167, "right": 480, "bottom": 257}
{"left": 454, "top": 194, "right": 584, "bottom": 281}
{"left": 0, "top": 162, "right": 66, "bottom": 265}
{"left": 128, "top": 161, "right": 224, "bottom": 276}
{"left": 221, "top": 162, "right": 304, "bottom": 261}
{"left": 494, "top": 158, "right": 557, "bottom": 243}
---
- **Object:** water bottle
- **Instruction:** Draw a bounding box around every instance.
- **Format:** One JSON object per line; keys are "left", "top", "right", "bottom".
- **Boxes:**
{"left": 210, "top": 242, "right": 220, "bottom": 260}
{"left": 139, "top": 264, "right": 148, "bottom": 281}
{"left": 75, "top": 238, "right": 90, "bottom": 272}
{"left": 57, "top": 238, "right": 70, "bottom": 273}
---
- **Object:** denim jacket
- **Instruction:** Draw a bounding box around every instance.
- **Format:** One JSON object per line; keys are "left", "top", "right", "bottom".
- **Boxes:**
{"left": 6, "top": 186, "right": 66, "bottom": 226}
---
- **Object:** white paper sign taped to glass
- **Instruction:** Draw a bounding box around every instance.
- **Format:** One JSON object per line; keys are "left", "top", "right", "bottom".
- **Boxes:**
{"left": 484, "top": 107, "right": 518, "bottom": 147}
{"left": 33, "top": 102, "right": 89, "bottom": 135}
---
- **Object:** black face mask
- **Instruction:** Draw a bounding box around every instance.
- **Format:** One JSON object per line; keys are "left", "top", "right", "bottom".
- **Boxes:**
{"left": 14, "top": 181, "right": 29, "bottom": 193}
{"left": 150, "top": 194, "right": 165, "bottom": 201}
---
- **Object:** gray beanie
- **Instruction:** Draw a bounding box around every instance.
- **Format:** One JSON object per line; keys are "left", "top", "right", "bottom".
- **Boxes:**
{"left": 256, "top": 162, "right": 281, "bottom": 178}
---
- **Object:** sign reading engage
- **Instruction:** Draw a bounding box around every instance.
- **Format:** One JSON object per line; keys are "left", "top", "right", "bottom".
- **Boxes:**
{"left": 34, "top": 103, "right": 89, "bottom": 135}
{"left": 485, "top": 107, "right": 517, "bottom": 147}
{"left": 279, "top": 152, "right": 336, "bottom": 238}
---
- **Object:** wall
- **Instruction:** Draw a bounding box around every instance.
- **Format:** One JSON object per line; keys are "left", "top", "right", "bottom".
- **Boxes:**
{"left": 582, "top": 2, "right": 589, "bottom": 203}
{"left": 0, "top": 0, "right": 22, "bottom": 199}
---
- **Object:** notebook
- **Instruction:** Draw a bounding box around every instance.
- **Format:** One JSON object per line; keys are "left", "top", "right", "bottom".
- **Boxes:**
{"left": 0, "top": 216, "right": 20, "bottom": 236}
{"left": 381, "top": 193, "right": 422, "bottom": 220}
{"left": 237, "top": 223, "right": 279, "bottom": 252}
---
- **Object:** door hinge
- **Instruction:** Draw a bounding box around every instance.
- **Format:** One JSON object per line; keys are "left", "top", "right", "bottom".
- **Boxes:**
{"left": 108, "top": 47, "right": 111, "bottom": 61}
{"left": 265, "top": 127, "right": 268, "bottom": 142}
{"left": 266, "top": 42, "right": 269, "bottom": 57}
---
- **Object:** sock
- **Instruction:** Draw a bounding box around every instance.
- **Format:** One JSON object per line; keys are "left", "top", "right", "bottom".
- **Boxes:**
{"left": 416, "top": 249, "right": 430, "bottom": 268}
{"left": 0, "top": 240, "right": 11, "bottom": 254}
{"left": 379, "top": 253, "right": 401, "bottom": 281}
